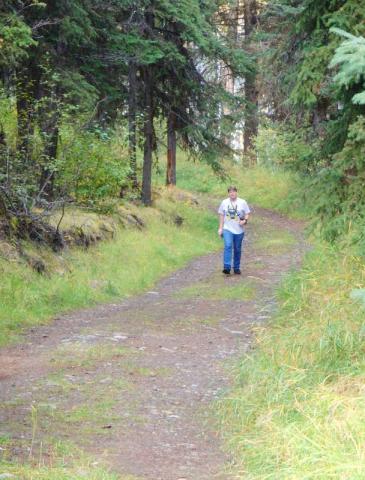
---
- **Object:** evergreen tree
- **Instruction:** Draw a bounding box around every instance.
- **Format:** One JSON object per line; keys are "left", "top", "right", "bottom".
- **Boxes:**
{"left": 259, "top": 0, "right": 365, "bottom": 239}
{"left": 0, "top": 0, "right": 252, "bottom": 215}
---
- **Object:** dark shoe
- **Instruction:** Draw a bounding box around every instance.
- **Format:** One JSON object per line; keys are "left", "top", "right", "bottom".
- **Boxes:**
{"left": 234, "top": 269, "right": 241, "bottom": 275}
{"left": 222, "top": 268, "right": 231, "bottom": 275}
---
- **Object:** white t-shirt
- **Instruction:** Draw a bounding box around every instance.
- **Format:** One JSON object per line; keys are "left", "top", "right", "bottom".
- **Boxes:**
{"left": 218, "top": 197, "right": 251, "bottom": 234}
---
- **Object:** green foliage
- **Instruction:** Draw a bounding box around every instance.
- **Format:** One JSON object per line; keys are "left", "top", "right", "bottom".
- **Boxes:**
{"left": 255, "top": 122, "right": 317, "bottom": 173}
{"left": 57, "top": 123, "right": 130, "bottom": 202}
{"left": 310, "top": 116, "right": 365, "bottom": 247}
{"left": 61, "top": 72, "right": 99, "bottom": 113}
{"left": 253, "top": 117, "right": 365, "bottom": 250}
{"left": 0, "top": 14, "right": 36, "bottom": 66}
{"left": 261, "top": 0, "right": 365, "bottom": 125}
{"left": 330, "top": 28, "right": 365, "bottom": 105}
{"left": 259, "top": 0, "right": 365, "bottom": 247}
{"left": 0, "top": 89, "right": 17, "bottom": 147}
{"left": 289, "top": 43, "right": 333, "bottom": 108}
{"left": 0, "top": 0, "right": 252, "bottom": 211}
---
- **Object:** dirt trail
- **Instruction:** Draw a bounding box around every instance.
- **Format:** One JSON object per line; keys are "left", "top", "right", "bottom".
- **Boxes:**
{"left": 0, "top": 207, "right": 306, "bottom": 480}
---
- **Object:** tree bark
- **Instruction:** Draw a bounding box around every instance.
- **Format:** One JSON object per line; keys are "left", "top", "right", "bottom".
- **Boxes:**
{"left": 312, "top": 98, "right": 329, "bottom": 137}
{"left": 141, "top": 9, "right": 155, "bottom": 206}
{"left": 38, "top": 84, "right": 60, "bottom": 201}
{"left": 244, "top": 0, "right": 258, "bottom": 156}
{"left": 222, "top": 0, "right": 240, "bottom": 147}
{"left": 39, "top": 118, "right": 59, "bottom": 201}
{"left": 127, "top": 60, "right": 138, "bottom": 191}
{"left": 244, "top": 74, "right": 258, "bottom": 153}
{"left": 166, "top": 110, "right": 177, "bottom": 186}
{"left": 16, "top": 65, "right": 39, "bottom": 165}
{"left": 142, "top": 65, "right": 153, "bottom": 206}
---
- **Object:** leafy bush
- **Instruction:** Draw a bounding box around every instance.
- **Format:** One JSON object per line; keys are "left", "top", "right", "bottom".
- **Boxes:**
{"left": 255, "top": 122, "right": 317, "bottom": 174}
{"left": 312, "top": 116, "right": 365, "bottom": 249}
{"left": 57, "top": 123, "right": 130, "bottom": 202}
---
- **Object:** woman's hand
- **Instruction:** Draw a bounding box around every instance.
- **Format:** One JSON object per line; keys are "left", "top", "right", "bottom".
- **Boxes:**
{"left": 218, "top": 228, "right": 223, "bottom": 236}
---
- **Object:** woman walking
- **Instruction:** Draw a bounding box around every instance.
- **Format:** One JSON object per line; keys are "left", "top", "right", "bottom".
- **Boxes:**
{"left": 218, "top": 186, "right": 251, "bottom": 275}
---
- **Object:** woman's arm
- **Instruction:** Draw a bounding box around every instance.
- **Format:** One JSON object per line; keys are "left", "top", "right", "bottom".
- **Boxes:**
{"left": 239, "top": 214, "right": 249, "bottom": 225}
{"left": 218, "top": 214, "right": 224, "bottom": 235}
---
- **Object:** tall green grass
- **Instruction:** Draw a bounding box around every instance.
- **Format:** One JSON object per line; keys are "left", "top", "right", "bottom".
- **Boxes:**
{"left": 216, "top": 242, "right": 365, "bottom": 479}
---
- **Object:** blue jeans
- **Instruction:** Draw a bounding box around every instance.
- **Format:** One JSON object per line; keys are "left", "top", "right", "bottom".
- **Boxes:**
{"left": 222, "top": 229, "right": 244, "bottom": 271}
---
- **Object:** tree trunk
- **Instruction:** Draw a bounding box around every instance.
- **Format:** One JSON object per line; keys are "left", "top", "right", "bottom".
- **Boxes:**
{"left": 142, "top": 65, "right": 153, "bottom": 206}
{"left": 244, "top": 74, "right": 258, "bottom": 153}
{"left": 38, "top": 88, "right": 60, "bottom": 201}
{"left": 39, "top": 121, "right": 59, "bottom": 201}
{"left": 244, "top": 0, "right": 258, "bottom": 157}
{"left": 127, "top": 61, "right": 138, "bottom": 191}
{"left": 222, "top": 0, "right": 241, "bottom": 148}
{"left": 312, "top": 98, "right": 329, "bottom": 137}
{"left": 141, "top": 9, "right": 155, "bottom": 206}
{"left": 16, "top": 66, "right": 38, "bottom": 165}
{"left": 166, "top": 110, "right": 177, "bottom": 186}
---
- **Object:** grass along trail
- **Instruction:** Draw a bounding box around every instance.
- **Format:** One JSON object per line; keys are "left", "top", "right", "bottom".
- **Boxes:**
{"left": 0, "top": 207, "right": 306, "bottom": 479}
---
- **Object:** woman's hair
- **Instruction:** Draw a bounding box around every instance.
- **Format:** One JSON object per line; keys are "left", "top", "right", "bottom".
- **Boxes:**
{"left": 227, "top": 185, "right": 237, "bottom": 192}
